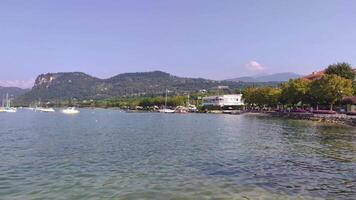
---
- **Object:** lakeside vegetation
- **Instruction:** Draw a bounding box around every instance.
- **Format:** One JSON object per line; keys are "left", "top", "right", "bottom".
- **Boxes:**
{"left": 15, "top": 63, "right": 355, "bottom": 112}
{"left": 88, "top": 62, "right": 354, "bottom": 112}
{"left": 74, "top": 62, "right": 354, "bottom": 112}
{"left": 242, "top": 62, "right": 355, "bottom": 111}
{"left": 78, "top": 95, "right": 192, "bottom": 109}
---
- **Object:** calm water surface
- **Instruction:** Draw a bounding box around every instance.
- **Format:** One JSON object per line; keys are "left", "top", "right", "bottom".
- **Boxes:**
{"left": 0, "top": 109, "right": 355, "bottom": 199}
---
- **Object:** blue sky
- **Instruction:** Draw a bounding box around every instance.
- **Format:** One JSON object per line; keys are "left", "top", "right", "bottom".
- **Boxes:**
{"left": 1, "top": 0, "right": 356, "bottom": 88}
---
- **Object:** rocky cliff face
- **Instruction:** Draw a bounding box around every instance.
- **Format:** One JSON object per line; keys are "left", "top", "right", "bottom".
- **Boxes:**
{"left": 34, "top": 74, "right": 58, "bottom": 89}
{"left": 33, "top": 72, "right": 98, "bottom": 89}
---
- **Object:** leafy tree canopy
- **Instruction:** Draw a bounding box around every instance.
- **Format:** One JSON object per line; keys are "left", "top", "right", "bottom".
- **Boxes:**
{"left": 325, "top": 62, "right": 355, "bottom": 80}
{"left": 309, "top": 74, "right": 353, "bottom": 109}
{"left": 280, "top": 78, "right": 311, "bottom": 105}
{"left": 242, "top": 87, "right": 281, "bottom": 107}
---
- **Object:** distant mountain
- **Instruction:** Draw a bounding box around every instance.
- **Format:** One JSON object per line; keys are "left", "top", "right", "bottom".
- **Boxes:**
{"left": 229, "top": 76, "right": 256, "bottom": 82}
{"left": 15, "top": 71, "right": 279, "bottom": 104}
{"left": 226, "top": 72, "right": 301, "bottom": 82}
{"left": 0, "top": 86, "right": 30, "bottom": 99}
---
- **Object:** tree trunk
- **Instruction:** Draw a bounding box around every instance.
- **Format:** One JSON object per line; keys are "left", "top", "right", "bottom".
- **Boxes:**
{"left": 330, "top": 104, "right": 333, "bottom": 111}
{"left": 316, "top": 104, "right": 319, "bottom": 110}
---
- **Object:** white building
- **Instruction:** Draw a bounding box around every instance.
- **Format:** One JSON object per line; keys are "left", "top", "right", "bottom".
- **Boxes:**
{"left": 202, "top": 94, "right": 244, "bottom": 107}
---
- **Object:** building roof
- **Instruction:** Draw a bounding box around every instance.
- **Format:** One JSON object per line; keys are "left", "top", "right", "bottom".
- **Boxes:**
{"left": 301, "top": 68, "right": 356, "bottom": 81}
{"left": 301, "top": 70, "right": 325, "bottom": 80}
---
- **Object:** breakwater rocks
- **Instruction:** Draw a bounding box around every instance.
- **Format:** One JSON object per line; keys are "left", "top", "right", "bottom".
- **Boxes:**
{"left": 270, "top": 112, "right": 356, "bottom": 127}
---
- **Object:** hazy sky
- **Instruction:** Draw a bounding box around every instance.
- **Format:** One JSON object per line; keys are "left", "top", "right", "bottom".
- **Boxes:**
{"left": 1, "top": 0, "right": 356, "bottom": 88}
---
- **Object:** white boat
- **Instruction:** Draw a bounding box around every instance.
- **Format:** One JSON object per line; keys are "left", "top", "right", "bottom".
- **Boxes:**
{"left": 158, "top": 89, "right": 176, "bottom": 113}
{"left": 2, "top": 93, "right": 17, "bottom": 113}
{"left": 3, "top": 107, "right": 17, "bottom": 113}
{"left": 30, "top": 100, "right": 55, "bottom": 112}
{"left": 158, "top": 108, "right": 176, "bottom": 113}
{"left": 173, "top": 106, "right": 188, "bottom": 113}
{"left": 62, "top": 107, "right": 79, "bottom": 114}
{"left": 38, "top": 107, "right": 55, "bottom": 112}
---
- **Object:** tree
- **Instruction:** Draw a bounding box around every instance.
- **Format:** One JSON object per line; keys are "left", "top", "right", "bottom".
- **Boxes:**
{"left": 264, "top": 87, "right": 281, "bottom": 108}
{"left": 167, "top": 96, "right": 186, "bottom": 107}
{"left": 242, "top": 87, "right": 280, "bottom": 109}
{"left": 241, "top": 87, "right": 257, "bottom": 107}
{"left": 280, "top": 78, "right": 311, "bottom": 106}
{"left": 309, "top": 75, "right": 353, "bottom": 110}
{"left": 325, "top": 62, "right": 355, "bottom": 80}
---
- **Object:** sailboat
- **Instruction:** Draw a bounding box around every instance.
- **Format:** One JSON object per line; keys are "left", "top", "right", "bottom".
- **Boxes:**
{"left": 31, "top": 100, "right": 55, "bottom": 112}
{"left": 3, "top": 93, "right": 17, "bottom": 113}
{"left": 0, "top": 95, "right": 5, "bottom": 112}
{"left": 158, "top": 89, "right": 175, "bottom": 113}
{"left": 38, "top": 101, "right": 55, "bottom": 112}
{"left": 27, "top": 101, "right": 36, "bottom": 111}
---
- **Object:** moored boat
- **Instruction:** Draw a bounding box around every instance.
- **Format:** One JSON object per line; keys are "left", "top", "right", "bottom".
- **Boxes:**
{"left": 158, "top": 108, "right": 176, "bottom": 113}
{"left": 174, "top": 106, "right": 188, "bottom": 113}
{"left": 62, "top": 107, "right": 79, "bottom": 114}
{"left": 158, "top": 89, "right": 176, "bottom": 113}
{"left": 2, "top": 93, "right": 17, "bottom": 113}
{"left": 38, "top": 107, "right": 55, "bottom": 112}
{"left": 3, "top": 107, "right": 17, "bottom": 113}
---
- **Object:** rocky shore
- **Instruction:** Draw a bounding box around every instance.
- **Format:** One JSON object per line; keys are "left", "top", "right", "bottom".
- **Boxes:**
{"left": 269, "top": 112, "right": 356, "bottom": 127}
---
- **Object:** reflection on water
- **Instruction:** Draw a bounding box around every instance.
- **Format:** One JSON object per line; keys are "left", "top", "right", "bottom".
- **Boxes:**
{"left": 0, "top": 109, "right": 355, "bottom": 199}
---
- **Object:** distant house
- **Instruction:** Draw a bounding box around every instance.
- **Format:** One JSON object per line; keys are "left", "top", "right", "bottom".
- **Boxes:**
{"left": 301, "top": 70, "right": 325, "bottom": 81}
{"left": 302, "top": 68, "right": 356, "bottom": 81}
{"left": 202, "top": 94, "right": 244, "bottom": 109}
{"left": 342, "top": 96, "right": 356, "bottom": 113}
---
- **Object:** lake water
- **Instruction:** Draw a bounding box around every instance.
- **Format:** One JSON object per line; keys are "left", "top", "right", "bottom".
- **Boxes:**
{"left": 0, "top": 109, "right": 355, "bottom": 200}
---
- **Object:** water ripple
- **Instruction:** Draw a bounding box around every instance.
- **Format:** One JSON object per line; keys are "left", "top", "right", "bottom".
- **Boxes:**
{"left": 0, "top": 110, "right": 355, "bottom": 199}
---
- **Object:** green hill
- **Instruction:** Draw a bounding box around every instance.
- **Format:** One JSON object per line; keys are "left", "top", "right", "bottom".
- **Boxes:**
{"left": 0, "top": 86, "right": 30, "bottom": 101}
{"left": 15, "top": 71, "right": 280, "bottom": 104}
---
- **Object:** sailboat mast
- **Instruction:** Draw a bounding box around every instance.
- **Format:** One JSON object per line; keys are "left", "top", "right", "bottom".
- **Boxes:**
{"left": 1, "top": 95, "right": 4, "bottom": 107}
{"left": 165, "top": 89, "right": 168, "bottom": 109}
{"left": 6, "top": 93, "right": 9, "bottom": 108}
{"left": 187, "top": 94, "right": 190, "bottom": 106}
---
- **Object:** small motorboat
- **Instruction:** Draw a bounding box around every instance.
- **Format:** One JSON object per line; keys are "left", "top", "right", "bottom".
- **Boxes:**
{"left": 62, "top": 107, "right": 79, "bottom": 114}
{"left": 174, "top": 106, "right": 188, "bottom": 113}
{"left": 158, "top": 108, "right": 175, "bottom": 113}
{"left": 3, "top": 107, "right": 17, "bottom": 113}
{"left": 39, "top": 107, "right": 55, "bottom": 112}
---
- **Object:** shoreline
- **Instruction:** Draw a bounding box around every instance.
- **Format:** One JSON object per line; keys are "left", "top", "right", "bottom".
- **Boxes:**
{"left": 125, "top": 109, "right": 356, "bottom": 127}
{"left": 265, "top": 112, "right": 356, "bottom": 127}
{"left": 13, "top": 107, "right": 356, "bottom": 127}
